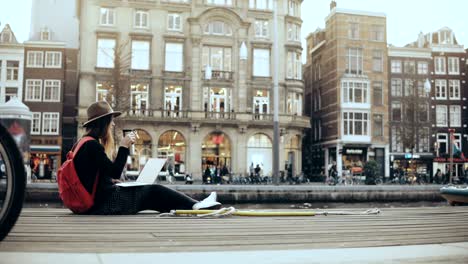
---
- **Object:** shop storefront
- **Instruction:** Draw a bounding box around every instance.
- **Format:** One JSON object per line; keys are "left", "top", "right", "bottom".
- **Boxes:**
{"left": 30, "top": 145, "right": 61, "bottom": 180}
{"left": 391, "top": 154, "right": 433, "bottom": 182}
{"left": 433, "top": 157, "right": 467, "bottom": 179}
{"left": 342, "top": 147, "right": 367, "bottom": 175}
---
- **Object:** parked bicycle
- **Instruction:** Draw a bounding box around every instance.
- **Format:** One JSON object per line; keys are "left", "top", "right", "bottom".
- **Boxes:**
{"left": 0, "top": 122, "right": 26, "bottom": 241}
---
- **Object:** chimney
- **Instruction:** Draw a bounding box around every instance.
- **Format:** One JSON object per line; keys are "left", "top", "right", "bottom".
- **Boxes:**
{"left": 330, "top": 0, "right": 337, "bottom": 11}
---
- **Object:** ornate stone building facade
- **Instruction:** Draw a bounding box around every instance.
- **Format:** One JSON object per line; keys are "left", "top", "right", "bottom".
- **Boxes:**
{"left": 77, "top": 0, "right": 309, "bottom": 180}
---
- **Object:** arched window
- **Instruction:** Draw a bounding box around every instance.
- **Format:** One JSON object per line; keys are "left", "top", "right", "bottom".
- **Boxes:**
{"left": 204, "top": 21, "right": 232, "bottom": 36}
{"left": 247, "top": 133, "right": 272, "bottom": 176}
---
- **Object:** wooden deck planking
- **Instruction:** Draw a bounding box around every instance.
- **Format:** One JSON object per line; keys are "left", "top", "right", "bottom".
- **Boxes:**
{"left": 0, "top": 207, "right": 467, "bottom": 253}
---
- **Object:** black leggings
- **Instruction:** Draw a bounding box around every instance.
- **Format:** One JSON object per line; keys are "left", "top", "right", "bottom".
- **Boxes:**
{"left": 88, "top": 184, "right": 198, "bottom": 215}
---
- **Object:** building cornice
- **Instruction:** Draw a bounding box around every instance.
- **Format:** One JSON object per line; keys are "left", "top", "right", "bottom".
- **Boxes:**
{"left": 24, "top": 40, "right": 65, "bottom": 48}
{"left": 388, "top": 47, "right": 432, "bottom": 59}
{"left": 326, "top": 8, "right": 386, "bottom": 22}
{"left": 431, "top": 44, "right": 465, "bottom": 53}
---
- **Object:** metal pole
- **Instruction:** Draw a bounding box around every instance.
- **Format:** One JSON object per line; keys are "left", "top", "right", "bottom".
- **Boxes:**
{"left": 272, "top": 0, "right": 280, "bottom": 185}
{"left": 449, "top": 128, "right": 454, "bottom": 184}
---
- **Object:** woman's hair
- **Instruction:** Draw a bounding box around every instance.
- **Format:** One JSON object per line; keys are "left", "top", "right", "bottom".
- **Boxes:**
{"left": 85, "top": 115, "right": 115, "bottom": 159}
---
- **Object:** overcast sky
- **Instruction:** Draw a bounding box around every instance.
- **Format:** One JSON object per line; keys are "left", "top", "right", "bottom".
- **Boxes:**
{"left": 1, "top": 0, "right": 467, "bottom": 63}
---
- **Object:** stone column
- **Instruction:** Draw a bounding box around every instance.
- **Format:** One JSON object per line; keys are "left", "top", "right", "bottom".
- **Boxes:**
{"left": 336, "top": 143, "right": 342, "bottom": 179}
{"left": 190, "top": 37, "right": 202, "bottom": 111}
{"left": 188, "top": 128, "right": 203, "bottom": 180}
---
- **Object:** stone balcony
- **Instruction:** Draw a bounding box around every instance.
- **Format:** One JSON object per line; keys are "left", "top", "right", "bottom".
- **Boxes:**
{"left": 122, "top": 109, "right": 310, "bottom": 129}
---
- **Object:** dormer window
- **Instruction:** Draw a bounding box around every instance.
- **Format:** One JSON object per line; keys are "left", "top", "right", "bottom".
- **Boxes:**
{"left": 204, "top": 21, "right": 232, "bottom": 36}
{"left": 40, "top": 27, "right": 50, "bottom": 41}
{"left": 439, "top": 29, "right": 453, "bottom": 44}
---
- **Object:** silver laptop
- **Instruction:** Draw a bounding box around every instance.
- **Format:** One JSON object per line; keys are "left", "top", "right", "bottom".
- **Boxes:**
{"left": 117, "top": 158, "right": 166, "bottom": 187}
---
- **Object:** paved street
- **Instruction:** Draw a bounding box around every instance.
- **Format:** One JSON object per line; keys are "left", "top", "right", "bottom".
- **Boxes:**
{"left": 0, "top": 206, "right": 467, "bottom": 263}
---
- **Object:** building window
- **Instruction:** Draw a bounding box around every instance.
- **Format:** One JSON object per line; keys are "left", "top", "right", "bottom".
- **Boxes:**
{"left": 342, "top": 80, "right": 368, "bottom": 104}
{"left": 372, "top": 50, "right": 383, "bottom": 72}
{"left": 100, "top": 7, "right": 115, "bottom": 26}
{"left": 369, "top": 25, "right": 384, "bottom": 41}
{"left": 373, "top": 114, "right": 383, "bottom": 137}
{"left": 343, "top": 112, "right": 368, "bottom": 136}
{"left": 25, "top": 79, "right": 42, "bottom": 101}
{"left": 31, "top": 112, "right": 41, "bottom": 135}
{"left": 418, "top": 127, "right": 430, "bottom": 153}
{"left": 287, "top": 51, "right": 301, "bottom": 80}
{"left": 255, "top": 20, "right": 269, "bottom": 38}
{"left": 437, "top": 133, "right": 448, "bottom": 154}
{"left": 206, "top": 0, "right": 232, "bottom": 6}
{"left": 202, "top": 46, "right": 232, "bottom": 71}
{"left": 203, "top": 21, "right": 232, "bottom": 36}
{"left": 45, "top": 51, "right": 62, "bottom": 68}
{"left": 253, "top": 48, "right": 270, "bottom": 77}
{"left": 27, "top": 51, "right": 43, "bottom": 68}
{"left": 287, "top": 23, "right": 300, "bottom": 41}
{"left": 418, "top": 103, "right": 428, "bottom": 122}
{"left": 449, "top": 105, "right": 461, "bottom": 127}
{"left": 287, "top": 92, "right": 302, "bottom": 116}
{"left": 167, "top": 13, "right": 182, "bottom": 31}
{"left": 43, "top": 80, "right": 60, "bottom": 102}
{"left": 130, "top": 83, "right": 149, "bottom": 113}
{"left": 391, "top": 78, "right": 402, "bottom": 96}
{"left": 434, "top": 56, "right": 446, "bottom": 74}
{"left": 435, "top": 79, "right": 447, "bottom": 99}
{"left": 348, "top": 23, "right": 359, "bottom": 39}
{"left": 42, "top": 112, "right": 59, "bottom": 135}
{"left": 417, "top": 61, "right": 428, "bottom": 74}
{"left": 436, "top": 105, "right": 447, "bottom": 127}
{"left": 417, "top": 81, "right": 429, "bottom": 97}
{"left": 96, "top": 81, "right": 114, "bottom": 103}
{"left": 345, "top": 48, "right": 362, "bottom": 75}
{"left": 40, "top": 27, "right": 50, "bottom": 40}
{"left": 97, "top": 38, "right": 115, "bottom": 68}
{"left": 439, "top": 29, "right": 453, "bottom": 44}
{"left": 288, "top": 0, "right": 300, "bottom": 16}
{"left": 249, "top": 0, "right": 272, "bottom": 10}
{"left": 391, "top": 127, "right": 402, "bottom": 152}
{"left": 391, "top": 101, "right": 401, "bottom": 121}
{"left": 448, "top": 80, "right": 460, "bottom": 100}
{"left": 164, "top": 85, "right": 182, "bottom": 114}
{"left": 165, "top": 42, "right": 183, "bottom": 72}
{"left": 404, "top": 60, "right": 415, "bottom": 74}
{"left": 6, "top": 61, "right": 19, "bottom": 81}
{"left": 373, "top": 81, "right": 383, "bottom": 106}
{"left": 253, "top": 90, "right": 269, "bottom": 118}
{"left": 453, "top": 134, "right": 462, "bottom": 152}
{"left": 134, "top": 10, "right": 149, "bottom": 28}
{"left": 203, "top": 87, "right": 231, "bottom": 113}
{"left": 4, "top": 87, "right": 18, "bottom": 102}
{"left": 390, "top": 60, "right": 401, "bottom": 73}
{"left": 448, "top": 57, "right": 459, "bottom": 75}
{"left": 404, "top": 79, "right": 414, "bottom": 96}
{"left": 131, "top": 40, "right": 150, "bottom": 70}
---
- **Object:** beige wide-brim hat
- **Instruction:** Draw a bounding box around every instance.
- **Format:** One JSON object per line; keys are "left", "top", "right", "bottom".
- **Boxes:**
{"left": 82, "top": 101, "right": 121, "bottom": 127}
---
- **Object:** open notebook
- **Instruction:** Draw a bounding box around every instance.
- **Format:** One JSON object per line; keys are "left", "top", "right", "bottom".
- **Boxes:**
{"left": 116, "top": 158, "right": 167, "bottom": 187}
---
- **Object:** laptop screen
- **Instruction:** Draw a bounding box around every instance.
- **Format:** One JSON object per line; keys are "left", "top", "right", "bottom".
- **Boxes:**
{"left": 137, "top": 158, "right": 167, "bottom": 183}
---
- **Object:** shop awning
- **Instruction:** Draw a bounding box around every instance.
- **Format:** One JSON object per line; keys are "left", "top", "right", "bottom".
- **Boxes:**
{"left": 30, "top": 145, "right": 61, "bottom": 153}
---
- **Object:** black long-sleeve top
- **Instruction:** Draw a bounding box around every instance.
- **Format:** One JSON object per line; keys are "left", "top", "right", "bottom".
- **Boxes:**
{"left": 73, "top": 136, "right": 129, "bottom": 195}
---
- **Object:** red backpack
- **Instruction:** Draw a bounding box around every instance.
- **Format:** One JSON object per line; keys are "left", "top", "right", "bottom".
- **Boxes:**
{"left": 57, "top": 136, "right": 99, "bottom": 214}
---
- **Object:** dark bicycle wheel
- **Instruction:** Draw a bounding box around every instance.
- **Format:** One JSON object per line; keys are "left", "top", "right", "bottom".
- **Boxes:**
{"left": 0, "top": 123, "right": 26, "bottom": 241}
